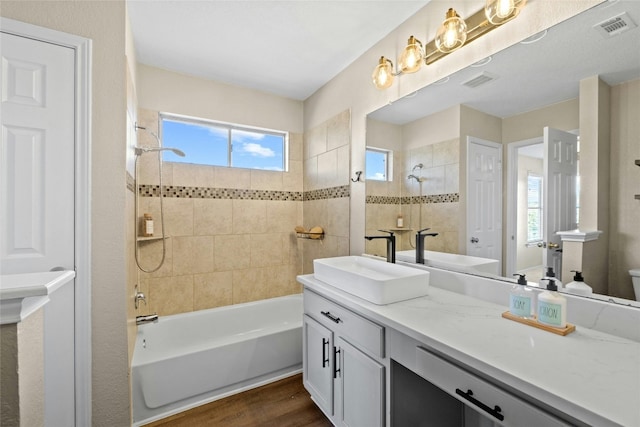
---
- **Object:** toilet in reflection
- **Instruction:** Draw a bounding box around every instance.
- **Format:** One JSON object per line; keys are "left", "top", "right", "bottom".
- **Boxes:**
{"left": 630, "top": 269, "right": 640, "bottom": 301}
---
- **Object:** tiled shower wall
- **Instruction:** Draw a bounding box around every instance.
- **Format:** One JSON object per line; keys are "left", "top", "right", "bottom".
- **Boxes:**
{"left": 366, "top": 138, "right": 460, "bottom": 256}
{"left": 301, "top": 110, "right": 351, "bottom": 273}
{"left": 133, "top": 109, "right": 304, "bottom": 316}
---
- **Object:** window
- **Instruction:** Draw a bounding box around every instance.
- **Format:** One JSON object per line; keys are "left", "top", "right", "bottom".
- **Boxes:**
{"left": 527, "top": 173, "right": 543, "bottom": 243}
{"left": 160, "top": 114, "right": 287, "bottom": 171}
{"left": 366, "top": 147, "right": 392, "bottom": 181}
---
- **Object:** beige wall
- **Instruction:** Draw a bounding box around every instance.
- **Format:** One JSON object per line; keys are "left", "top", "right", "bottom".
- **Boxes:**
{"left": 609, "top": 78, "right": 640, "bottom": 299}
{"left": 1, "top": 2, "right": 131, "bottom": 426}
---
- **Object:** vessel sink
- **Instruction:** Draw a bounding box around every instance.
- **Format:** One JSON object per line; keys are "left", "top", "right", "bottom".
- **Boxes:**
{"left": 313, "top": 256, "right": 429, "bottom": 304}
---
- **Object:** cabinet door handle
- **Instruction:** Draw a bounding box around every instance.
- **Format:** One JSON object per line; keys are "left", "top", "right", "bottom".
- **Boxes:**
{"left": 333, "top": 347, "right": 341, "bottom": 378}
{"left": 455, "top": 388, "right": 504, "bottom": 422}
{"left": 322, "top": 338, "right": 329, "bottom": 368}
{"left": 321, "top": 310, "right": 342, "bottom": 324}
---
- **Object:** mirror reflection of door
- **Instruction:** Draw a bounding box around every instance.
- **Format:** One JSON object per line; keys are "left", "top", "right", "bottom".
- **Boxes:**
{"left": 506, "top": 128, "right": 579, "bottom": 283}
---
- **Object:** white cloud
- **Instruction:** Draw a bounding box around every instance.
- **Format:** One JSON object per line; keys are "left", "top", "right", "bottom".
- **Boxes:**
{"left": 240, "top": 142, "right": 275, "bottom": 157}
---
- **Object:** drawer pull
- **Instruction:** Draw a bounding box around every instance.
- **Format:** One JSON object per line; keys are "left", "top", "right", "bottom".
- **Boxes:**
{"left": 322, "top": 338, "right": 329, "bottom": 368}
{"left": 455, "top": 388, "right": 504, "bottom": 422}
{"left": 321, "top": 310, "right": 342, "bottom": 324}
{"left": 333, "top": 347, "right": 341, "bottom": 378}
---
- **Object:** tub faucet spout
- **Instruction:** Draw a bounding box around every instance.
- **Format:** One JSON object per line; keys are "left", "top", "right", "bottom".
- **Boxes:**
{"left": 136, "top": 313, "right": 159, "bottom": 325}
{"left": 365, "top": 230, "right": 396, "bottom": 263}
{"left": 416, "top": 228, "right": 439, "bottom": 264}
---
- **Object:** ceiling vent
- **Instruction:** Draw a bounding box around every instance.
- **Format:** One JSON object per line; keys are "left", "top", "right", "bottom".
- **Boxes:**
{"left": 593, "top": 12, "right": 637, "bottom": 38}
{"left": 462, "top": 72, "right": 498, "bottom": 89}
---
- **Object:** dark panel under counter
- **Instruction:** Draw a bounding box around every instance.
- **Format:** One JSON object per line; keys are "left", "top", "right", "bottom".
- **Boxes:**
{"left": 391, "top": 359, "right": 464, "bottom": 427}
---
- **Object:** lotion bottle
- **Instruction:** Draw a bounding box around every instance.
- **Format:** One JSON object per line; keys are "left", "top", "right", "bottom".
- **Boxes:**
{"left": 537, "top": 278, "right": 567, "bottom": 328}
{"left": 565, "top": 270, "right": 593, "bottom": 296}
{"left": 509, "top": 273, "right": 535, "bottom": 319}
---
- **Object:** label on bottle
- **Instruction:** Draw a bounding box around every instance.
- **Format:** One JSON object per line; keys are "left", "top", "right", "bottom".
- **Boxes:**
{"left": 538, "top": 301, "right": 562, "bottom": 326}
{"left": 397, "top": 217, "right": 404, "bottom": 228}
{"left": 145, "top": 219, "right": 154, "bottom": 236}
{"left": 509, "top": 294, "right": 531, "bottom": 317}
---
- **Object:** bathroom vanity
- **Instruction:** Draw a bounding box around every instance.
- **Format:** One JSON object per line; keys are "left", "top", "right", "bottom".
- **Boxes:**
{"left": 298, "top": 262, "right": 640, "bottom": 427}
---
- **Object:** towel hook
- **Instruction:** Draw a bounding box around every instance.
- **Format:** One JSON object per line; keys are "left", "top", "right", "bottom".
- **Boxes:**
{"left": 351, "top": 171, "right": 363, "bottom": 182}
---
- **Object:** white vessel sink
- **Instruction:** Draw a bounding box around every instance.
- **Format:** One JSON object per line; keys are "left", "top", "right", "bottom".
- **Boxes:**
{"left": 313, "top": 256, "right": 429, "bottom": 304}
{"left": 396, "top": 250, "right": 500, "bottom": 276}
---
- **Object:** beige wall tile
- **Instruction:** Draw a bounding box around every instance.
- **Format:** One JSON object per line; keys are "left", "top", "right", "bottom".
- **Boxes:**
{"left": 317, "top": 149, "right": 337, "bottom": 189}
{"left": 303, "top": 157, "right": 318, "bottom": 191}
{"left": 251, "top": 233, "right": 284, "bottom": 267}
{"left": 444, "top": 163, "right": 460, "bottom": 194}
{"left": 250, "top": 169, "right": 283, "bottom": 191}
{"left": 215, "top": 167, "right": 251, "bottom": 189}
{"left": 232, "top": 199, "right": 267, "bottom": 234}
{"left": 138, "top": 237, "right": 173, "bottom": 278}
{"left": 327, "top": 197, "right": 350, "bottom": 238}
{"left": 214, "top": 234, "right": 251, "bottom": 271}
{"left": 305, "top": 125, "right": 327, "bottom": 160}
{"left": 433, "top": 138, "right": 459, "bottom": 166}
{"left": 266, "top": 200, "right": 299, "bottom": 233}
{"left": 264, "top": 265, "right": 290, "bottom": 298}
{"left": 283, "top": 160, "right": 303, "bottom": 192}
{"left": 423, "top": 166, "right": 445, "bottom": 195}
{"left": 304, "top": 199, "right": 327, "bottom": 232}
{"left": 336, "top": 144, "right": 351, "bottom": 187}
{"left": 327, "top": 109, "right": 350, "bottom": 151}
{"left": 289, "top": 132, "right": 303, "bottom": 162}
{"left": 173, "top": 236, "right": 214, "bottom": 275}
{"left": 232, "top": 268, "right": 270, "bottom": 304}
{"left": 172, "top": 163, "right": 215, "bottom": 188}
{"left": 148, "top": 275, "right": 194, "bottom": 316}
{"left": 164, "top": 198, "right": 194, "bottom": 236}
{"left": 193, "top": 198, "right": 233, "bottom": 236}
{"left": 193, "top": 271, "right": 233, "bottom": 310}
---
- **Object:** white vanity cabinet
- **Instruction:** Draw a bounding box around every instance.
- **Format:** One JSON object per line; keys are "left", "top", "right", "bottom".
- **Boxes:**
{"left": 303, "top": 289, "right": 385, "bottom": 427}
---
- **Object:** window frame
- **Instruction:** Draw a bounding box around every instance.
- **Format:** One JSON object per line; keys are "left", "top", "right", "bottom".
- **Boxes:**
{"left": 365, "top": 147, "right": 393, "bottom": 182}
{"left": 160, "top": 112, "right": 289, "bottom": 172}
{"left": 526, "top": 172, "right": 543, "bottom": 244}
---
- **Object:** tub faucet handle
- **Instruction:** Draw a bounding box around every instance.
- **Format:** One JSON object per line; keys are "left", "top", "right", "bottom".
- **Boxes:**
{"left": 134, "top": 285, "right": 147, "bottom": 309}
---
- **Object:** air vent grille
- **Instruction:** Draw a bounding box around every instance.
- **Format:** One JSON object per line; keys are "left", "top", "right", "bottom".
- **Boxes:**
{"left": 462, "top": 72, "right": 498, "bottom": 89}
{"left": 593, "top": 12, "right": 637, "bottom": 38}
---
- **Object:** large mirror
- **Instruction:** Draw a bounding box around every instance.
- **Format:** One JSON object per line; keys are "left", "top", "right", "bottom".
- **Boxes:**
{"left": 365, "top": 1, "right": 640, "bottom": 304}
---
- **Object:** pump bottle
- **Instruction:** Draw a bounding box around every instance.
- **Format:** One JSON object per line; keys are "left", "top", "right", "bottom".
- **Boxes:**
{"left": 565, "top": 271, "right": 593, "bottom": 296}
{"left": 509, "top": 273, "right": 535, "bottom": 319}
{"left": 537, "top": 278, "right": 567, "bottom": 328}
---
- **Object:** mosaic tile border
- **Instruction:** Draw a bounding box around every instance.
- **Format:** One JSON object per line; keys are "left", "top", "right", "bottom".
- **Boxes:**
{"left": 366, "top": 193, "right": 459, "bottom": 204}
{"left": 137, "top": 184, "right": 351, "bottom": 202}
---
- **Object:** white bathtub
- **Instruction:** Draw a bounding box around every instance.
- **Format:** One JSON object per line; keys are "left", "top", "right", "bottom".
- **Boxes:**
{"left": 131, "top": 294, "right": 303, "bottom": 425}
{"left": 396, "top": 250, "right": 500, "bottom": 276}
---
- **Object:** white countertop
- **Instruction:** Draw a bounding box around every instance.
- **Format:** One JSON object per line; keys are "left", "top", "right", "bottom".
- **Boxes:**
{"left": 0, "top": 270, "right": 75, "bottom": 324}
{"left": 299, "top": 274, "right": 640, "bottom": 427}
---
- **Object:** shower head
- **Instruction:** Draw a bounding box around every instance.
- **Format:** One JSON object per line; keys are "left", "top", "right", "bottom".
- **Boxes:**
{"left": 134, "top": 146, "right": 186, "bottom": 157}
{"left": 407, "top": 174, "right": 425, "bottom": 182}
{"left": 411, "top": 163, "right": 424, "bottom": 171}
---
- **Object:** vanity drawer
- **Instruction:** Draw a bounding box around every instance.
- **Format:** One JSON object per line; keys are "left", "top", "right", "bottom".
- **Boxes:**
{"left": 414, "top": 346, "right": 569, "bottom": 427}
{"left": 304, "top": 289, "right": 384, "bottom": 358}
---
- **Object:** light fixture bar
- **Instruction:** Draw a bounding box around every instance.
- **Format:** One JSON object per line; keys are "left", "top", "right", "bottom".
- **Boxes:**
{"left": 425, "top": 6, "right": 495, "bottom": 65}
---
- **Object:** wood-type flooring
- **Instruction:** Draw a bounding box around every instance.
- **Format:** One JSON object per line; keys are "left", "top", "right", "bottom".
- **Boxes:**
{"left": 143, "top": 373, "right": 332, "bottom": 427}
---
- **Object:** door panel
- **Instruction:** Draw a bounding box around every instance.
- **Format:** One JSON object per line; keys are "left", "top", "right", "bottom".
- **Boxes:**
{"left": 303, "top": 315, "right": 334, "bottom": 417}
{"left": 467, "top": 138, "right": 502, "bottom": 268}
{"left": 543, "top": 127, "right": 578, "bottom": 279}
{"left": 1, "top": 32, "right": 75, "bottom": 274}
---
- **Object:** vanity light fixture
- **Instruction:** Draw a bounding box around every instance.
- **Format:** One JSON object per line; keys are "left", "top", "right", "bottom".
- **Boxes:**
{"left": 485, "top": 0, "right": 527, "bottom": 25}
{"left": 435, "top": 8, "right": 468, "bottom": 53}
{"left": 372, "top": 56, "right": 396, "bottom": 90}
{"left": 399, "top": 36, "right": 424, "bottom": 73}
{"left": 371, "top": 1, "right": 527, "bottom": 90}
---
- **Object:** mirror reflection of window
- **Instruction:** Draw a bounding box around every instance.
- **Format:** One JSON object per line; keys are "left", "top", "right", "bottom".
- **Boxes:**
{"left": 527, "top": 173, "right": 543, "bottom": 243}
{"left": 366, "top": 147, "right": 392, "bottom": 181}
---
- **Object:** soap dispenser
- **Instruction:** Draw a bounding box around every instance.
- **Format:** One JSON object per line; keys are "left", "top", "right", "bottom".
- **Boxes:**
{"left": 565, "top": 270, "right": 593, "bottom": 296}
{"left": 509, "top": 274, "right": 535, "bottom": 319}
{"left": 537, "top": 278, "right": 567, "bottom": 328}
{"left": 539, "top": 267, "right": 563, "bottom": 290}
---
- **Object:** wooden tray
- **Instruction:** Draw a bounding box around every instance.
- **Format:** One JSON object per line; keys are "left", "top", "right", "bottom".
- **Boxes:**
{"left": 502, "top": 311, "right": 575, "bottom": 336}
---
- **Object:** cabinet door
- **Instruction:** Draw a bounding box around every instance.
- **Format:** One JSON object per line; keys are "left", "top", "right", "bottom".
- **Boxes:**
{"left": 337, "top": 337, "right": 384, "bottom": 427}
{"left": 303, "top": 315, "right": 334, "bottom": 417}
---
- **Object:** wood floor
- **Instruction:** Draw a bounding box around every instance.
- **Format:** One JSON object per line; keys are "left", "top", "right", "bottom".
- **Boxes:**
{"left": 143, "top": 374, "right": 332, "bottom": 427}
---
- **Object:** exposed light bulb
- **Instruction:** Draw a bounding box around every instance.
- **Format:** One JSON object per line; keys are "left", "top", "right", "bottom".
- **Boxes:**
{"left": 435, "top": 8, "right": 467, "bottom": 53}
{"left": 485, "top": 0, "right": 527, "bottom": 25}
{"left": 399, "top": 36, "right": 423, "bottom": 74}
{"left": 372, "top": 56, "right": 394, "bottom": 89}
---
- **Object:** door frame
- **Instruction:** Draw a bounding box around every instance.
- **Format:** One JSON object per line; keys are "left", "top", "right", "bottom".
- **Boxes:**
{"left": 1, "top": 17, "right": 92, "bottom": 426}
{"left": 466, "top": 136, "right": 502, "bottom": 272}
{"left": 506, "top": 137, "right": 543, "bottom": 278}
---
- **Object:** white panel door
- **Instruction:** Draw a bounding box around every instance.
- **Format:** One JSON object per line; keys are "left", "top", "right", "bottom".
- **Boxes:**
{"left": 467, "top": 138, "right": 502, "bottom": 269}
{"left": 543, "top": 127, "right": 578, "bottom": 280}
{"left": 1, "top": 32, "right": 75, "bottom": 274}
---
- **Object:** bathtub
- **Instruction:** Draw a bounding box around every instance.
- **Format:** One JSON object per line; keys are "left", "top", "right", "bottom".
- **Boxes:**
{"left": 131, "top": 294, "right": 303, "bottom": 426}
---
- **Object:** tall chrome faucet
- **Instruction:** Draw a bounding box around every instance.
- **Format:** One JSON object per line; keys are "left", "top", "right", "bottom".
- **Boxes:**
{"left": 365, "top": 230, "right": 396, "bottom": 263}
{"left": 415, "top": 228, "right": 439, "bottom": 264}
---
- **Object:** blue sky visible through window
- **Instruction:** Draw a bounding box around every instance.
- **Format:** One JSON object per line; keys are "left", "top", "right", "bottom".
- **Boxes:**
{"left": 366, "top": 148, "right": 387, "bottom": 181}
{"left": 161, "top": 118, "right": 285, "bottom": 171}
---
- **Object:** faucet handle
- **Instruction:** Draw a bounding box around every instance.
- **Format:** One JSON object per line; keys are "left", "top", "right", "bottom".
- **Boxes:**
{"left": 377, "top": 229, "right": 395, "bottom": 236}
{"left": 134, "top": 285, "right": 147, "bottom": 309}
{"left": 417, "top": 227, "right": 431, "bottom": 235}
